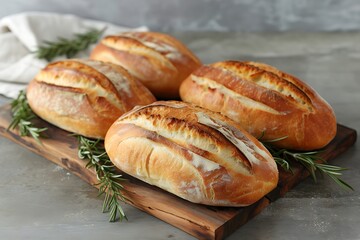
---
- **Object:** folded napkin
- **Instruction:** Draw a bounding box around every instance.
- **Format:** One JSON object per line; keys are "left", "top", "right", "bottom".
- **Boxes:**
{"left": 0, "top": 12, "right": 147, "bottom": 98}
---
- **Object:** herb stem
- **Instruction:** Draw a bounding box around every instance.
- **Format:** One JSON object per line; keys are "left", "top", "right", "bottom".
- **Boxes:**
{"left": 262, "top": 140, "right": 353, "bottom": 191}
{"left": 77, "top": 135, "right": 128, "bottom": 222}
{"left": 35, "top": 28, "right": 105, "bottom": 61}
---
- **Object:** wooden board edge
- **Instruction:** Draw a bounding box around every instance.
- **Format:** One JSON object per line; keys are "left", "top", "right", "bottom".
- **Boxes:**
{"left": 215, "top": 197, "right": 270, "bottom": 240}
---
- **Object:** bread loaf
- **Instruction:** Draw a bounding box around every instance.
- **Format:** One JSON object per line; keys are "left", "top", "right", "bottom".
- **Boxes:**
{"left": 27, "top": 59, "right": 156, "bottom": 139}
{"left": 105, "top": 101, "right": 278, "bottom": 206}
{"left": 179, "top": 61, "right": 337, "bottom": 150}
{"left": 90, "top": 31, "right": 202, "bottom": 99}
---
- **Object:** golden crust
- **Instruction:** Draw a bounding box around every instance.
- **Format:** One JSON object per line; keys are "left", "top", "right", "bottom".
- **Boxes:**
{"left": 90, "top": 32, "right": 202, "bottom": 99}
{"left": 105, "top": 101, "right": 278, "bottom": 206}
{"left": 179, "top": 61, "right": 337, "bottom": 150}
{"left": 27, "top": 59, "right": 156, "bottom": 139}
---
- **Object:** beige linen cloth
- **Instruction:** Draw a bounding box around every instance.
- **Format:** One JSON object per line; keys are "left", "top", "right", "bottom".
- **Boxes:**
{"left": 0, "top": 12, "right": 147, "bottom": 98}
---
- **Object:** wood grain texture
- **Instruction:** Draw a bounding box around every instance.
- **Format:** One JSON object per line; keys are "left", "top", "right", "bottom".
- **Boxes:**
{"left": 0, "top": 104, "right": 356, "bottom": 240}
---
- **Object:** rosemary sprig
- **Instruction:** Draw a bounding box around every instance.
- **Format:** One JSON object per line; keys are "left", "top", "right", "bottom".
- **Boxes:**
{"left": 77, "top": 135, "right": 128, "bottom": 222}
{"left": 35, "top": 28, "right": 105, "bottom": 61}
{"left": 261, "top": 138, "right": 353, "bottom": 191}
{"left": 8, "top": 90, "right": 47, "bottom": 143}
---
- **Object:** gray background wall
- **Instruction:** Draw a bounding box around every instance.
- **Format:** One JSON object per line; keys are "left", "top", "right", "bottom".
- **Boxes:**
{"left": 1, "top": 0, "right": 360, "bottom": 32}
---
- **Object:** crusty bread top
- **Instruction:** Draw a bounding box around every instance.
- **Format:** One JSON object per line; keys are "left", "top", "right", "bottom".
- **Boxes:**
{"left": 116, "top": 101, "right": 275, "bottom": 173}
{"left": 91, "top": 32, "right": 202, "bottom": 99}
{"left": 193, "top": 61, "right": 322, "bottom": 114}
{"left": 34, "top": 59, "right": 155, "bottom": 114}
{"left": 106, "top": 101, "right": 278, "bottom": 205}
{"left": 100, "top": 32, "right": 200, "bottom": 72}
{"left": 180, "top": 61, "right": 337, "bottom": 150}
{"left": 27, "top": 59, "right": 156, "bottom": 138}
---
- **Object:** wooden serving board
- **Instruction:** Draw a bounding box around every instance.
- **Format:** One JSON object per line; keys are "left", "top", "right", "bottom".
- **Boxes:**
{"left": 0, "top": 104, "right": 357, "bottom": 240}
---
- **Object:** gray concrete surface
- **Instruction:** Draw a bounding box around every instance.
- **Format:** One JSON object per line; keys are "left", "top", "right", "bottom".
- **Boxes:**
{"left": 1, "top": 0, "right": 360, "bottom": 32}
{"left": 0, "top": 32, "right": 359, "bottom": 239}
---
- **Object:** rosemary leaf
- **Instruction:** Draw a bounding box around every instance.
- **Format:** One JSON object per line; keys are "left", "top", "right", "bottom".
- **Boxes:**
{"left": 274, "top": 157, "right": 292, "bottom": 173}
{"left": 77, "top": 135, "right": 128, "bottom": 222}
{"left": 261, "top": 140, "right": 353, "bottom": 191}
{"left": 8, "top": 90, "right": 47, "bottom": 143}
{"left": 35, "top": 28, "right": 105, "bottom": 61}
